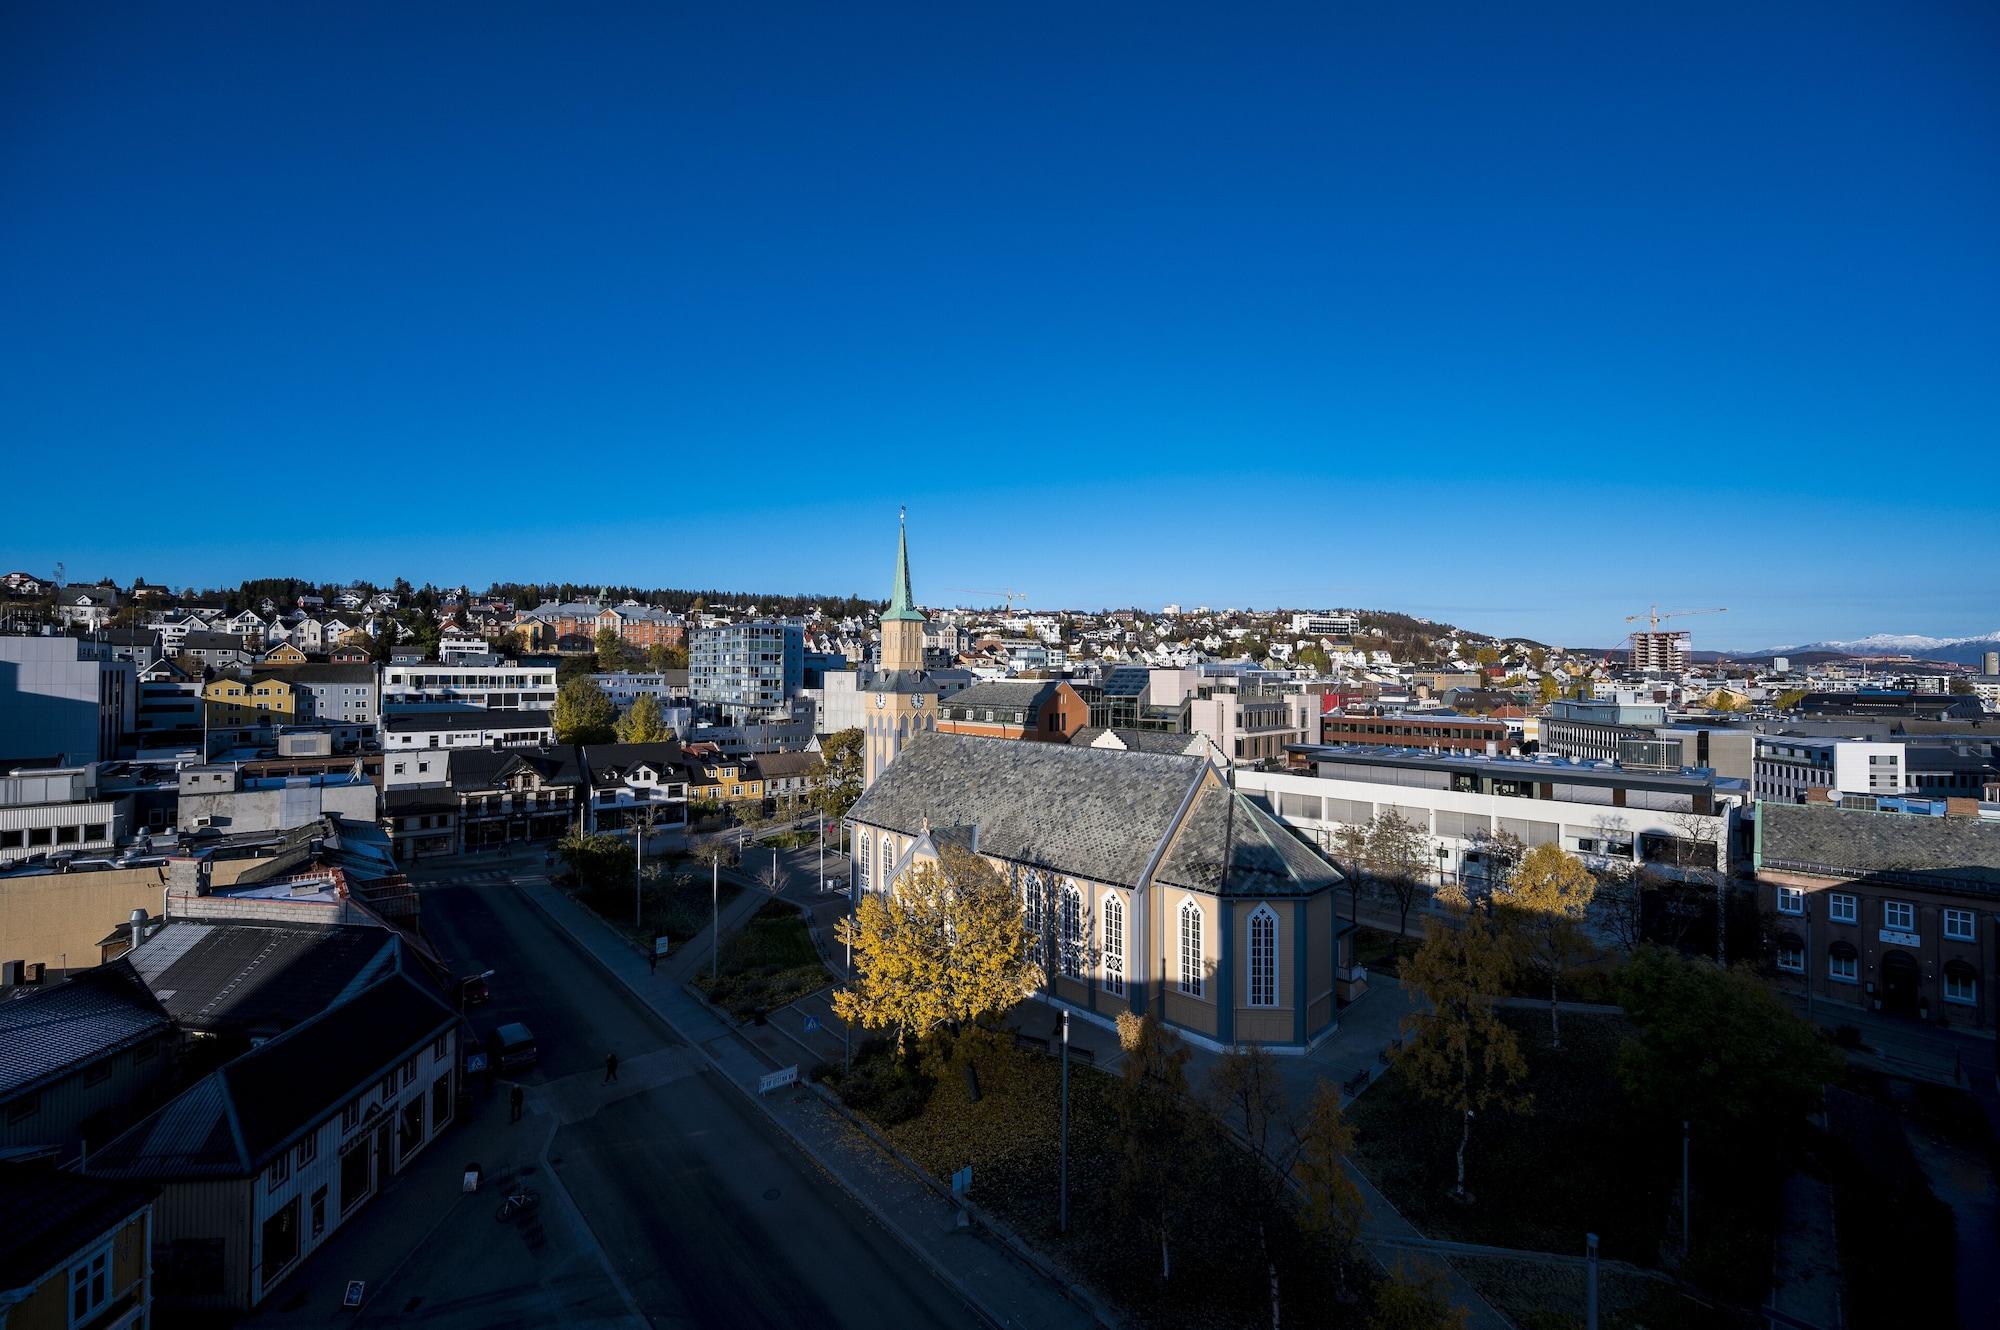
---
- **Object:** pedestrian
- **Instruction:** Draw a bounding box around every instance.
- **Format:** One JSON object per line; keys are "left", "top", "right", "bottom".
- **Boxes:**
{"left": 647, "top": 951, "right": 658, "bottom": 975}
{"left": 604, "top": 1052, "right": 619, "bottom": 1084}
{"left": 509, "top": 1084, "right": 524, "bottom": 1123}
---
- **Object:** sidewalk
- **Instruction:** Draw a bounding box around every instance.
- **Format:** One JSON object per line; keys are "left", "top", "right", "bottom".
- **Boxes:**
{"left": 514, "top": 875, "right": 1100, "bottom": 1330}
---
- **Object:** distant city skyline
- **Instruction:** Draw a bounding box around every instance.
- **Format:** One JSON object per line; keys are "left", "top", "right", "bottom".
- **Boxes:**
{"left": 4, "top": 4, "right": 1995, "bottom": 653}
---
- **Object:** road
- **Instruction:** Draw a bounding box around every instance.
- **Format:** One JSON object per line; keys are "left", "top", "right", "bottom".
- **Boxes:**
{"left": 416, "top": 853, "right": 973, "bottom": 1329}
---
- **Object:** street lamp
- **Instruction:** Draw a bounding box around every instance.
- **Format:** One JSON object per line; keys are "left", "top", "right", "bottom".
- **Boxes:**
{"left": 1058, "top": 1010, "right": 1070, "bottom": 1234}
{"left": 1437, "top": 844, "right": 1450, "bottom": 892}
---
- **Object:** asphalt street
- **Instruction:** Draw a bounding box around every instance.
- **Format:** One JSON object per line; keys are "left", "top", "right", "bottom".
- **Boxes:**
{"left": 417, "top": 856, "right": 974, "bottom": 1329}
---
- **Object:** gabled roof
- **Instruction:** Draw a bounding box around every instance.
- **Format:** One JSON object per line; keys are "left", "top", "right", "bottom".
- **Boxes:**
{"left": 447, "top": 744, "right": 583, "bottom": 790}
{"left": 0, "top": 961, "right": 172, "bottom": 1102}
{"left": 850, "top": 732, "right": 1207, "bottom": 887}
{"left": 125, "top": 918, "right": 399, "bottom": 1037}
{"left": 1071, "top": 727, "right": 1215, "bottom": 758}
{"left": 1760, "top": 801, "right": 2000, "bottom": 900}
{"left": 579, "top": 742, "right": 687, "bottom": 787}
{"left": 943, "top": 679, "right": 1065, "bottom": 715}
{"left": 84, "top": 972, "right": 456, "bottom": 1180}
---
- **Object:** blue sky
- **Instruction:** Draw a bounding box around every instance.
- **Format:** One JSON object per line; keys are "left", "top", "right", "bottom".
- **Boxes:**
{"left": 3, "top": 3, "right": 1995, "bottom": 650}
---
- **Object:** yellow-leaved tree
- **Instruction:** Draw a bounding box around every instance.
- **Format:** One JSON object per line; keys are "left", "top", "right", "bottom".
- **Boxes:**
{"left": 833, "top": 845, "right": 1038, "bottom": 1057}
{"left": 1497, "top": 842, "right": 1597, "bottom": 1050}
{"left": 1397, "top": 892, "right": 1530, "bottom": 1203}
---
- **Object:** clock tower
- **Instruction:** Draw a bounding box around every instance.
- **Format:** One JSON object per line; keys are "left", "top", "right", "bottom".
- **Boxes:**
{"left": 864, "top": 510, "right": 939, "bottom": 789}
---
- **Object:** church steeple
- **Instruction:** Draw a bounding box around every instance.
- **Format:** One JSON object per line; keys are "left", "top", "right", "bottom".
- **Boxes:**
{"left": 878, "top": 508, "right": 926, "bottom": 675}
{"left": 883, "top": 507, "right": 924, "bottom": 623}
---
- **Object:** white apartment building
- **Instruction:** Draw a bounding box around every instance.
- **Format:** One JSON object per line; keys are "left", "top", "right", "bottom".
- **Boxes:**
{"left": 590, "top": 672, "right": 685, "bottom": 708}
{"left": 1240, "top": 746, "right": 1740, "bottom": 886}
{"left": 380, "top": 661, "right": 556, "bottom": 711}
{"left": 381, "top": 709, "right": 554, "bottom": 750}
{"left": 1753, "top": 737, "right": 1906, "bottom": 804}
{"left": 1289, "top": 612, "right": 1360, "bottom": 637}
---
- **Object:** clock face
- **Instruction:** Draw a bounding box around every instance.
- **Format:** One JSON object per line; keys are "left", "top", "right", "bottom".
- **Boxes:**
{"left": 912, "top": 693, "right": 924, "bottom": 709}
{"left": 875, "top": 693, "right": 887, "bottom": 708}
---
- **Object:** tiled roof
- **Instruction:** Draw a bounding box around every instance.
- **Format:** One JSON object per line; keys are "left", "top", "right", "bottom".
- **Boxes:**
{"left": 849, "top": 732, "right": 1206, "bottom": 887}
{"left": 1071, "top": 727, "right": 1214, "bottom": 758}
{"left": 1153, "top": 783, "right": 1342, "bottom": 898}
{"left": 1760, "top": 802, "right": 2000, "bottom": 900}
{"left": 943, "top": 679, "right": 1063, "bottom": 713}
{"left": 0, "top": 961, "right": 172, "bottom": 1102}
{"left": 84, "top": 973, "right": 456, "bottom": 1179}
{"left": 126, "top": 920, "right": 398, "bottom": 1036}
{"left": 0, "top": 1164, "right": 155, "bottom": 1290}
{"left": 447, "top": 744, "right": 583, "bottom": 790}
{"left": 580, "top": 742, "right": 688, "bottom": 786}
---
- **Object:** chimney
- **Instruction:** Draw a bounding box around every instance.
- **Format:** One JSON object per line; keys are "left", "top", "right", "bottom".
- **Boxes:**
{"left": 166, "top": 854, "right": 211, "bottom": 897}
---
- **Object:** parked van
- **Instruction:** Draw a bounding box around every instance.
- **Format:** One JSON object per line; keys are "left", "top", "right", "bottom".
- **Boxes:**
{"left": 494, "top": 1022, "right": 538, "bottom": 1071}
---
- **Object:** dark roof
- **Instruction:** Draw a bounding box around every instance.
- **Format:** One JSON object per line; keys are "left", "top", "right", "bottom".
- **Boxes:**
{"left": 125, "top": 919, "right": 399, "bottom": 1036}
{"left": 0, "top": 1164, "right": 155, "bottom": 1290}
{"left": 943, "top": 679, "right": 1065, "bottom": 714}
{"left": 179, "top": 629, "right": 246, "bottom": 651}
{"left": 383, "top": 788, "right": 459, "bottom": 816}
{"left": 447, "top": 744, "right": 582, "bottom": 790}
{"left": 259, "top": 662, "right": 377, "bottom": 684}
{"left": 0, "top": 961, "right": 173, "bottom": 1102}
{"left": 1759, "top": 801, "right": 2000, "bottom": 900}
{"left": 1071, "top": 727, "right": 1214, "bottom": 757}
{"left": 1797, "top": 693, "right": 1985, "bottom": 720}
{"left": 1153, "top": 783, "right": 1342, "bottom": 898}
{"left": 580, "top": 742, "right": 688, "bottom": 787}
{"left": 850, "top": 732, "right": 1208, "bottom": 887}
{"left": 382, "top": 709, "right": 551, "bottom": 733}
{"left": 84, "top": 972, "right": 456, "bottom": 1179}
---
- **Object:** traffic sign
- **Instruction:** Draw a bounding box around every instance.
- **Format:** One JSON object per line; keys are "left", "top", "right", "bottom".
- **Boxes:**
{"left": 803, "top": 1014, "right": 820, "bottom": 1033}
{"left": 758, "top": 1065, "right": 799, "bottom": 1094}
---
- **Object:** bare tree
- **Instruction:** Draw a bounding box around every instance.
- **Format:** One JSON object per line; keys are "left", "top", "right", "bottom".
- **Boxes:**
{"left": 1665, "top": 809, "right": 1727, "bottom": 967}
{"left": 1367, "top": 810, "right": 1434, "bottom": 956}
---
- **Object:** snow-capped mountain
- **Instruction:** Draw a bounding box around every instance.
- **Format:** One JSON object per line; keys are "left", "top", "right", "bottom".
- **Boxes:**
{"left": 1763, "top": 631, "right": 2000, "bottom": 665}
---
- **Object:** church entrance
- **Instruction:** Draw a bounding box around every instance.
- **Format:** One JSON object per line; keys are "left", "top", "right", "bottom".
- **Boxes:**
{"left": 1880, "top": 951, "right": 1921, "bottom": 1018}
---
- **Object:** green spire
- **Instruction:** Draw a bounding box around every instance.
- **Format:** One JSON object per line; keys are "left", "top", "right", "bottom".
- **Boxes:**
{"left": 883, "top": 506, "right": 925, "bottom": 622}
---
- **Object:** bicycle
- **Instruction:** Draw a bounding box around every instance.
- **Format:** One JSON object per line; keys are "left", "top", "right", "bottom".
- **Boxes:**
{"left": 495, "top": 1189, "right": 540, "bottom": 1222}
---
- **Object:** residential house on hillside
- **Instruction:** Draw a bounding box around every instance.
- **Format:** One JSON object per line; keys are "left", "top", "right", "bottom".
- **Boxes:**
{"left": 55, "top": 586, "right": 122, "bottom": 630}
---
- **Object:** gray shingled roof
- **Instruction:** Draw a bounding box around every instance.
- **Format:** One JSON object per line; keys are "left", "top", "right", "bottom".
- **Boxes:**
{"left": 0, "top": 1166, "right": 155, "bottom": 1290}
{"left": 943, "top": 679, "right": 1062, "bottom": 712}
{"left": 1071, "top": 727, "right": 1215, "bottom": 758}
{"left": 850, "top": 732, "right": 1205, "bottom": 887}
{"left": 1154, "top": 783, "right": 1342, "bottom": 898}
{"left": 1760, "top": 801, "right": 2000, "bottom": 899}
{"left": 127, "top": 920, "right": 398, "bottom": 1036}
{"left": 0, "top": 960, "right": 172, "bottom": 1101}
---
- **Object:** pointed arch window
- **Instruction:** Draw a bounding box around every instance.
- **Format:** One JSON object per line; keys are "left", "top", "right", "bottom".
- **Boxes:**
{"left": 1178, "top": 899, "right": 1204, "bottom": 998}
{"left": 1059, "top": 882, "right": 1084, "bottom": 980}
{"left": 881, "top": 837, "right": 896, "bottom": 891}
{"left": 1102, "top": 894, "right": 1126, "bottom": 997}
{"left": 855, "top": 830, "right": 871, "bottom": 892}
{"left": 1248, "top": 905, "right": 1278, "bottom": 1007}
{"left": 1023, "top": 871, "right": 1045, "bottom": 966}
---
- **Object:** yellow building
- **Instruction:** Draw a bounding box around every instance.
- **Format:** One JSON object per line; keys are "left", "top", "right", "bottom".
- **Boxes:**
{"left": 201, "top": 675, "right": 301, "bottom": 727}
{"left": 690, "top": 759, "right": 764, "bottom": 803}
{"left": 0, "top": 1169, "right": 153, "bottom": 1330}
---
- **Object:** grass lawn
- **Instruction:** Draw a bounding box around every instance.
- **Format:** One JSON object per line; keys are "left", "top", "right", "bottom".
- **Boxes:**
{"left": 1451, "top": 1254, "right": 1758, "bottom": 1330}
{"left": 1347, "top": 1009, "right": 1781, "bottom": 1306}
{"left": 577, "top": 861, "right": 743, "bottom": 957}
{"left": 837, "top": 1035, "right": 1347, "bottom": 1329}
{"left": 699, "top": 900, "right": 831, "bottom": 1020}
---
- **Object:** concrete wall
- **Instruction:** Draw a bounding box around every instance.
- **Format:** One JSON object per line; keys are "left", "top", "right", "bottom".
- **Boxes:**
{"left": 178, "top": 781, "right": 377, "bottom": 834}
{"left": 0, "top": 867, "right": 168, "bottom": 977}
{"left": 0, "top": 637, "right": 133, "bottom": 764}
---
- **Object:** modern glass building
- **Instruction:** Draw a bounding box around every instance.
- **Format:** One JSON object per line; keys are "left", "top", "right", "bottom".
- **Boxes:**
{"left": 689, "top": 622, "right": 804, "bottom": 722}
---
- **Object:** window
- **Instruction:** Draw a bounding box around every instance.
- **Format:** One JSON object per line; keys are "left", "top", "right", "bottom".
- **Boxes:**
{"left": 881, "top": 838, "right": 895, "bottom": 891}
{"left": 297, "top": 1132, "right": 317, "bottom": 1168}
{"left": 1829, "top": 892, "right": 1857, "bottom": 924}
{"left": 340, "top": 1098, "right": 362, "bottom": 1132}
{"left": 1944, "top": 964, "right": 1977, "bottom": 1006}
{"left": 1828, "top": 944, "right": 1858, "bottom": 984}
{"left": 1775, "top": 886, "right": 1804, "bottom": 915}
{"left": 267, "top": 1152, "right": 291, "bottom": 1192}
{"left": 70, "top": 1242, "right": 112, "bottom": 1324}
{"left": 1059, "top": 883, "right": 1083, "bottom": 980}
{"left": 1776, "top": 938, "right": 1804, "bottom": 973}
{"left": 433, "top": 1034, "right": 449, "bottom": 1061}
{"left": 1248, "top": 906, "right": 1278, "bottom": 1006}
{"left": 1023, "top": 873, "right": 1044, "bottom": 966}
{"left": 1883, "top": 900, "right": 1915, "bottom": 932}
{"left": 1102, "top": 895, "right": 1125, "bottom": 997}
{"left": 1944, "top": 909, "right": 1975, "bottom": 942}
{"left": 1178, "top": 899, "right": 1204, "bottom": 998}
{"left": 380, "top": 1073, "right": 396, "bottom": 1101}
{"left": 339, "top": 1138, "right": 372, "bottom": 1214}
{"left": 310, "top": 1186, "right": 328, "bottom": 1239}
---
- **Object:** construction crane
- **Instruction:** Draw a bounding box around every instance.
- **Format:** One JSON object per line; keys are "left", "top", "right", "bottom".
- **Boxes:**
{"left": 946, "top": 587, "right": 1030, "bottom": 611}
{"left": 1625, "top": 605, "right": 1726, "bottom": 632}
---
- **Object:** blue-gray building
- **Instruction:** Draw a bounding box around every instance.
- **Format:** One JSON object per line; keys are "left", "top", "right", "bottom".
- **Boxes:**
{"left": 689, "top": 622, "right": 804, "bottom": 723}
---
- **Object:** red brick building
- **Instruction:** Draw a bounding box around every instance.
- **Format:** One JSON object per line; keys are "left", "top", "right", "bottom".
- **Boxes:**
{"left": 935, "top": 679, "right": 1089, "bottom": 743}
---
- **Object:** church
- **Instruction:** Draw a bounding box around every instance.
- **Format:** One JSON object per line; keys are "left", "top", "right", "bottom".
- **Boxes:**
{"left": 859, "top": 511, "right": 941, "bottom": 789}
{"left": 847, "top": 517, "right": 1359, "bottom": 1052}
